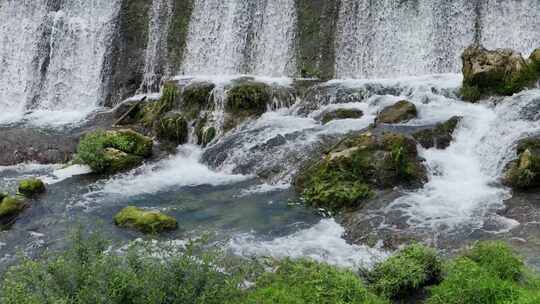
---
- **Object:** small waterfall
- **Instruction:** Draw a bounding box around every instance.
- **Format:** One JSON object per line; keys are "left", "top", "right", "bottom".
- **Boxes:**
{"left": 181, "top": 0, "right": 296, "bottom": 77}
{"left": 140, "top": 0, "right": 173, "bottom": 93}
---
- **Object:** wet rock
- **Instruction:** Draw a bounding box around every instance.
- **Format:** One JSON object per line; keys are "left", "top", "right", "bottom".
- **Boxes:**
{"left": 376, "top": 100, "right": 417, "bottom": 124}
{"left": 461, "top": 45, "right": 538, "bottom": 102}
{"left": 18, "top": 178, "right": 46, "bottom": 197}
{"left": 320, "top": 108, "right": 363, "bottom": 124}
{"left": 294, "top": 131, "right": 427, "bottom": 212}
{"left": 154, "top": 112, "right": 188, "bottom": 145}
{"left": 224, "top": 81, "right": 271, "bottom": 131}
{"left": 114, "top": 206, "right": 177, "bottom": 234}
{"left": 529, "top": 48, "right": 540, "bottom": 65}
{"left": 0, "top": 195, "right": 26, "bottom": 229}
{"left": 412, "top": 116, "right": 462, "bottom": 149}
{"left": 503, "top": 137, "right": 540, "bottom": 189}
{"left": 76, "top": 129, "right": 152, "bottom": 174}
{"left": 181, "top": 81, "right": 215, "bottom": 120}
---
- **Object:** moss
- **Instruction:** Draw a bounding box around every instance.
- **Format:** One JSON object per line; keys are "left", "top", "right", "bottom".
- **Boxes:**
{"left": 413, "top": 117, "right": 461, "bottom": 149}
{"left": 201, "top": 127, "right": 216, "bottom": 146}
{"left": 114, "top": 206, "right": 177, "bottom": 234}
{"left": 459, "top": 84, "right": 482, "bottom": 102}
{"left": 226, "top": 82, "right": 270, "bottom": 116}
{"left": 0, "top": 193, "right": 6, "bottom": 201}
{"left": 76, "top": 129, "right": 152, "bottom": 173}
{"left": 18, "top": 178, "right": 46, "bottom": 197}
{"left": 240, "top": 259, "right": 389, "bottom": 304}
{"left": 376, "top": 100, "right": 417, "bottom": 124}
{"left": 182, "top": 82, "right": 215, "bottom": 120}
{"left": 321, "top": 108, "right": 363, "bottom": 124}
{"left": 166, "top": 0, "right": 195, "bottom": 74}
{"left": 504, "top": 138, "right": 540, "bottom": 189}
{"left": 155, "top": 112, "right": 188, "bottom": 144}
{"left": 367, "top": 244, "right": 441, "bottom": 299}
{"left": 141, "top": 82, "right": 178, "bottom": 127}
{"left": 0, "top": 195, "right": 26, "bottom": 218}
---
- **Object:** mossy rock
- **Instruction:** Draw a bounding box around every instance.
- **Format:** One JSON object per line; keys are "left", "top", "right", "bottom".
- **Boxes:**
{"left": 367, "top": 244, "right": 442, "bottom": 299}
{"left": 114, "top": 206, "right": 178, "bottom": 234}
{"left": 225, "top": 82, "right": 271, "bottom": 116}
{"left": 200, "top": 127, "right": 216, "bottom": 146}
{"left": 18, "top": 178, "right": 46, "bottom": 197}
{"left": 461, "top": 45, "right": 538, "bottom": 102}
{"left": 530, "top": 48, "right": 540, "bottom": 65}
{"left": 140, "top": 83, "right": 179, "bottom": 127}
{"left": 76, "top": 129, "right": 152, "bottom": 174}
{"left": 0, "top": 195, "right": 26, "bottom": 228}
{"left": 376, "top": 100, "right": 417, "bottom": 124}
{"left": 320, "top": 108, "right": 363, "bottom": 124}
{"left": 503, "top": 137, "right": 540, "bottom": 189}
{"left": 182, "top": 82, "right": 215, "bottom": 120}
{"left": 154, "top": 112, "right": 188, "bottom": 144}
{"left": 412, "top": 116, "right": 461, "bottom": 149}
{"left": 294, "top": 131, "right": 426, "bottom": 212}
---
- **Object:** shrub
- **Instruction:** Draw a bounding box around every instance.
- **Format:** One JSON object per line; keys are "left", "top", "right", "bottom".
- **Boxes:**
{"left": 367, "top": 244, "right": 441, "bottom": 299}
{"left": 239, "top": 259, "right": 388, "bottom": 304}
{"left": 464, "top": 241, "right": 524, "bottom": 281}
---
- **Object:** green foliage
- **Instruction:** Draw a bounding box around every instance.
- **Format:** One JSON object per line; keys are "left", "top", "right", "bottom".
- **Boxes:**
{"left": 141, "top": 83, "right": 178, "bottom": 127}
{"left": 0, "top": 229, "right": 243, "bottom": 304}
{"left": 239, "top": 259, "right": 388, "bottom": 304}
{"left": 17, "top": 178, "right": 46, "bottom": 197}
{"left": 368, "top": 244, "right": 441, "bottom": 299}
{"left": 114, "top": 206, "right": 178, "bottom": 234}
{"left": 464, "top": 241, "right": 524, "bottom": 282}
{"left": 76, "top": 130, "right": 110, "bottom": 172}
{"left": 155, "top": 113, "right": 188, "bottom": 144}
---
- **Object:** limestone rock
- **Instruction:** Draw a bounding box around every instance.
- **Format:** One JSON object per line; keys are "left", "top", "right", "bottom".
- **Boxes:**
{"left": 412, "top": 116, "right": 462, "bottom": 149}
{"left": 376, "top": 100, "right": 417, "bottom": 124}
{"left": 320, "top": 108, "right": 363, "bottom": 124}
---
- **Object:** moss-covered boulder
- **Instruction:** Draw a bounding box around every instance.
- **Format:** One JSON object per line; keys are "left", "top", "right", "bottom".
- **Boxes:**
{"left": 461, "top": 45, "right": 538, "bottom": 102}
{"left": 114, "top": 206, "right": 178, "bottom": 234}
{"left": 0, "top": 195, "right": 26, "bottom": 228}
{"left": 224, "top": 82, "right": 271, "bottom": 131}
{"left": 140, "top": 83, "right": 179, "bottom": 127}
{"left": 18, "top": 178, "right": 46, "bottom": 197}
{"left": 76, "top": 129, "right": 152, "bottom": 174}
{"left": 412, "top": 116, "right": 462, "bottom": 149}
{"left": 376, "top": 100, "right": 417, "bottom": 124}
{"left": 182, "top": 82, "right": 215, "bottom": 120}
{"left": 530, "top": 48, "right": 540, "bottom": 65}
{"left": 154, "top": 112, "right": 188, "bottom": 144}
{"left": 294, "top": 132, "right": 427, "bottom": 212}
{"left": 503, "top": 137, "right": 540, "bottom": 189}
{"left": 367, "top": 244, "right": 442, "bottom": 299}
{"left": 320, "top": 108, "right": 364, "bottom": 124}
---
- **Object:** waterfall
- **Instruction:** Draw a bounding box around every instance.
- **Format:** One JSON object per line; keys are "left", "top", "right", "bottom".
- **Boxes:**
{"left": 180, "top": 0, "right": 297, "bottom": 77}
{"left": 335, "top": 0, "right": 540, "bottom": 79}
{"left": 0, "top": 0, "right": 120, "bottom": 124}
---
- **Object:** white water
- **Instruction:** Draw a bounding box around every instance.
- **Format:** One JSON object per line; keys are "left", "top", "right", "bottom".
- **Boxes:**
{"left": 181, "top": 0, "right": 296, "bottom": 77}
{"left": 0, "top": 0, "right": 120, "bottom": 125}
{"left": 335, "top": 0, "right": 540, "bottom": 78}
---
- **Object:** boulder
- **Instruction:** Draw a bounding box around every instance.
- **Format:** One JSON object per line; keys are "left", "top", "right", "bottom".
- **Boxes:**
{"left": 106, "top": 129, "right": 153, "bottom": 158}
{"left": 504, "top": 138, "right": 540, "bottom": 189}
{"left": 412, "top": 116, "right": 462, "bottom": 149}
{"left": 114, "top": 206, "right": 178, "bottom": 234}
{"left": 224, "top": 82, "right": 271, "bottom": 131}
{"left": 376, "top": 100, "right": 417, "bottom": 124}
{"left": 103, "top": 148, "right": 144, "bottom": 174}
{"left": 530, "top": 48, "right": 540, "bottom": 65}
{"left": 320, "top": 108, "right": 364, "bottom": 124}
{"left": 461, "top": 45, "right": 538, "bottom": 102}
{"left": 0, "top": 195, "right": 26, "bottom": 228}
{"left": 181, "top": 81, "right": 215, "bottom": 120}
{"left": 154, "top": 112, "right": 188, "bottom": 145}
{"left": 294, "top": 131, "right": 427, "bottom": 212}
{"left": 18, "top": 178, "right": 46, "bottom": 197}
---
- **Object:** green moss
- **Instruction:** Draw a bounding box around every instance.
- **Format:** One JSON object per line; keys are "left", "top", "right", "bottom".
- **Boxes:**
{"left": 18, "top": 178, "right": 46, "bottom": 197}
{"left": 114, "top": 206, "right": 177, "bottom": 234}
{"left": 155, "top": 112, "right": 188, "bottom": 144}
{"left": 321, "top": 108, "right": 363, "bottom": 124}
{"left": 0, "top": 196, "right": 25, "bottom": 218}
{"left": 367, "top": 244, "right": 441, "bottom": 299}
{"left": 377, "top": 100, "right": 417, "bottom": 124}
{"left": 504, "top": 139, "right": 540, "bottom": 189}
{"left": 240, "top": 259, "right": 388, "bottom": 304}
{"left": 141, "top": 82, "right": 178, "bottom": 127}
{"left": 226, "top": 83, "right": 270, "bottom": 116}
{"left": 0, "top": 193, "right": 6, "bottom": 201}
{"left": 166, "top": 0, "right": 195, "bottom": 74}
{"left": 459, "top": 84, "right": 482, "bottom": 102}
{"left": 413, "top": 117, "right": 461, "bottom": 149}
{"left": 182, "top": 82, "right": 215, "bottom": 120}
{"left": 76, "top": 129, "right": 152, "bottom": 173}
{"left": 201, "top": 127, "right": 216, "bottom": 146}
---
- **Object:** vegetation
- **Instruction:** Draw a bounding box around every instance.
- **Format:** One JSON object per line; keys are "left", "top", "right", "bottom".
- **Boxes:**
{"left": 155, "top": 112, "right": 188, "bottom": 145}
{"left": 17, "top": 178, "right": 46, "bottom": 197}
{"left": 320, "top": 108, "right": 364, "bottom": 124}
{"left": 226, "top": 82, "right": 270, "bottom": 116}
{"left": 0, "top": 195, "right": 25, "bottom": 219}
{"left": 141, "top": 83, "right": 178, "bottom": 127}
{"left": 114, "top": 206, "right": 178, "bottom": 234}
{"left": 504, "top": 138, "right": 540, "bottom": 189}
{"left": 367, "top": 244, "right": 441, "bottom": 299}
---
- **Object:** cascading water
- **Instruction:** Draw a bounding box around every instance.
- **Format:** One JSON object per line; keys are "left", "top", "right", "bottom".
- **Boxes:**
{"left": 181, "top": 0, "right": 297, "bottom": 77}
{"left": 0, "top": 0, "right": 120, "bottom": 125}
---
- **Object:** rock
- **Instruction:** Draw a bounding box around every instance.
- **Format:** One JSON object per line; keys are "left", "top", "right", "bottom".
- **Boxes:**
{"left": 200, "top": 127, "right": 216, "bottom": 147}
{"left": 76, "top": 129, "right": 152, "bottom": 174}
{"left": 320, "top": 108, "right": 363, "bottom": 124}
{"left": 114, "top": 206, "right": 178, "bottom": 234}
{"left": 376, "top": 100, "right": 417, "bottom": 124}
{"left": 140, "top": 83, "right": 179, "bottom": 128}
{"left": 18, "top": 178, "right": 46, "bottom": 197}
{"left": 0, "top": 195, "right": 26, "bottom": 228}
{"left": 224, "top": 82, "right": 271, "bottom": 131}
{"left": 412, "top": 116, "right": 462, "bottom": 149}
{"left": 154, "top": 112, "right": 188, "bottom": 145}
{"left": 182, "top": 81, "right": 215, "bottom": 120}
{"left": 294, "top": 131, "right": 427, "bottom": 212}
{"left": 461, "top": 45, "right": 538, "bottom": 102}
{"left": 530, "top": 48, "right": 540, "bottom": 65}
{"left": 504, "top": 137, "right": 540, "bottom": 189}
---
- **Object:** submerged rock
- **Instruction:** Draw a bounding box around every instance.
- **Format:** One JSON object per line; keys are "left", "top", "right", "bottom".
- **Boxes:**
{"left": 412, "top": 116, "right": 462, "bottom": 149}
{"left": 114, "top": 206, "right": 177, "bottom": 234}
{"left": 461, "top": 45, "right": 539, "bottom": 102}
{"left": 294, "top": 131, "right": 427, "bottom": 212}
{"left": 18, "top": 178, "right": 46, "bottom": 197}
{"left": 504, "top": 137, "right": 540, "bottom": 189}
{"left": 320, "top": 108, "right": 363, "bottom": 124}
{"left": 376, "top": 100, "right": 417, "bottom": 124}
{"left": 76, "top": 129, "right": 152, "bottom": 174}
